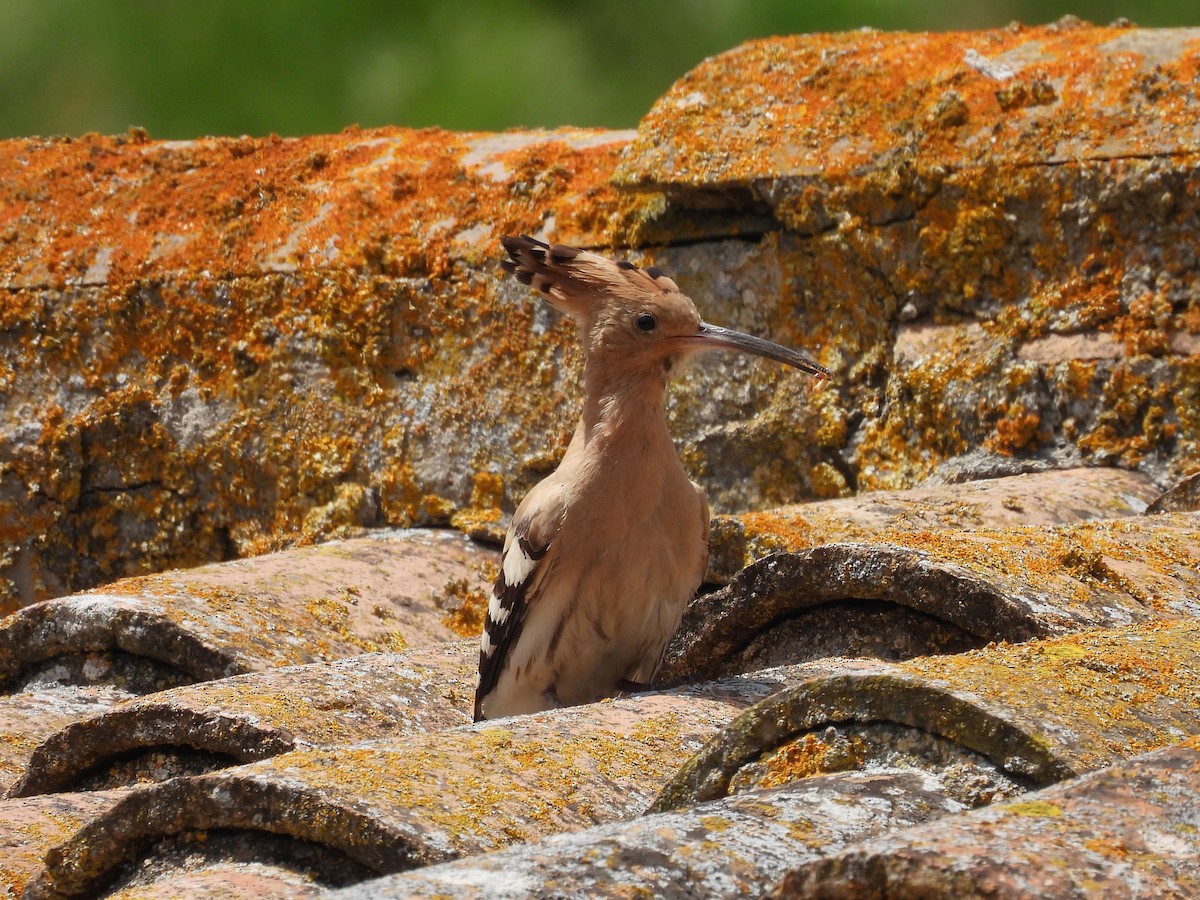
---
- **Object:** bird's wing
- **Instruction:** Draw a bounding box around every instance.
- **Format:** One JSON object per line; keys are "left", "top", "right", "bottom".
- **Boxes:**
{"left": 500, "top": 234, "right": 682, "bottom": 312}
{"left": 473, "top": 485, "right": 564, "bottom": 721}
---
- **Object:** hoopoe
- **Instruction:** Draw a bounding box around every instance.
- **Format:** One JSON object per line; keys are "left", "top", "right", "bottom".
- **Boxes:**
{"left": 474, "top": 236, "right": 828, "bottom": 721}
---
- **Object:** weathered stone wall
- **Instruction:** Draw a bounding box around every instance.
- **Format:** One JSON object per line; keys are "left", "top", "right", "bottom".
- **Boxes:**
{"left": 0, "top": 128, "right": 638, "bottom": 608}
{"left": 2, "top": 20, "right": 1198, "bottom": 610}
{"left": 619, "top": 22, "right": 1200, "bottom": 493}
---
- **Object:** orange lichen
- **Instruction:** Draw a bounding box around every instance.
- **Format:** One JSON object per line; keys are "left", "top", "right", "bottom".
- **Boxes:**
{"left": 619, "top": 23, "right": 1200, "bottom": 193}
{"left": 746, "top": 732, "right": 866, "bottom": 789}
{"left": 0, "top": 126, "right": 635, "bottom": 605}
{"left": 0, "top": 126, "right": 649, "bottom": 290}
{"left": 5, "top": 25, "right": 1200, "bottom": 611}
{"left": 440, "top": 576, "right": 492, "bottom": 639}
{"left": 449, "top": 471, "right": 507, "bottom": 542}
{"left": 901, "top": 619, "right": 1200, "bottom": 769}
{"left": 616, "top": 23, "right": 1200, "bottom": 496}
{"left": 985, "top": 405, "right": 1044, "bottom": 455}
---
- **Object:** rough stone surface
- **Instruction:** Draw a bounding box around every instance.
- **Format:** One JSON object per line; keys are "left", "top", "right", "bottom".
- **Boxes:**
{"left": 10, "top": 640, "right": 478, "bottom": 798}
{"left": 771, "top": 738, "right": 1200, "bottom": 899}
{"left": 618, "top": 23, "right": 1200, "bottom": 496}
{"left": 24, "top": 687, "right": 780, "bottom": 898}
{"left": 4, "top": 24, "right": 1198, "bottom": 610}
{"left": 665, "top": 511, "right": 1200, "bottom": 682}
{"left": 0, "top": 21, "right": 1198, "bottom": 900}
{"left": 654, "top": 619, "right": 1200, "bottom": 811}
{"left": 332, "top": 769, "right": 967, "bottom": 899}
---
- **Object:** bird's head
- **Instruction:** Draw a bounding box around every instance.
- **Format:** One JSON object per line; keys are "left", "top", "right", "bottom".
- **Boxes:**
{"left": 500, "top": 235, "right": 829, "bottom": 385}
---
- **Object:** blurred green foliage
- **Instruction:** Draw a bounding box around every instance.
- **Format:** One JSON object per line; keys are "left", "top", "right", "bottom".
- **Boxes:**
{"left": 0, "top": 0, "right": 1193, "bottom": 139}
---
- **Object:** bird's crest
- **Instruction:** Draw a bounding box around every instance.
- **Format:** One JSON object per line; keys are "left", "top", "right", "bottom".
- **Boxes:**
{"left": 500, "top": 234, "right": 682, "bottom": 317}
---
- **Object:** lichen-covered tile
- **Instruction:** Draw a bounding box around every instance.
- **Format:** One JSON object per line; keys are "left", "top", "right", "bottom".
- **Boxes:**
{"left": 11, "top": 640, "right": 477, "bottom": 797}
{"left": 0, "top": 530, "right": 493, "bottom": 795}
{"left": 712, "top": 467, "right": 1160, "bottom": 581}
{"left": 0, "top": 127, "right": 634, "bottom": 291}
{"left": 665, "top": 511, "right": 1200, "bottom": 682}
{"left": 770, "top": 738, "right": 1200, "bottom": 899}
{"left": 0, "top": 789, "right": 129, "bottom": 897}
{"left": 655, "top": 619, "right": 1200, "bottom": 812}
{"left": 616, "top": 24, "right": 1200, "bottom": 497}
{"left": 617, "top": 23, "right": 1200, "bottom": 236}
{"left": 0, "top": 529, "right": 495, "bottom": 690}
{"left": 22, "top": 677, "right": 807, "bottom": 897}
{"left": 1148, "top": 471, "right": 1200, "bottom": 514}
{"left": 0, "top": 686, "right": 133, "bottom": 796}
{"left": 0, "top": 127, "right": 636, "bottom": 610}
{"left": 331, "top": 768, "right": 967, "bottom": 899}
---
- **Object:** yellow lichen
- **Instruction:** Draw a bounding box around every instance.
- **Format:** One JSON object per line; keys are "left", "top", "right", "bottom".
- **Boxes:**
{"left": 1004, "top": 799, "right": 1064, "bottom": 817}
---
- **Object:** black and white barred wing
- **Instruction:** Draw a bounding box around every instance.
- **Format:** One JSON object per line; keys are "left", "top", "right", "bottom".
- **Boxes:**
{"left": 473, "top": 510, "right": 556, "bottom": 722}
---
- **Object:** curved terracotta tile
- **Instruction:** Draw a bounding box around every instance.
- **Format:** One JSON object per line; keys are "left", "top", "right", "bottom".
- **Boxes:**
{"left": 0, "top": 687, "right": 135, "bottom": 796}
{"left": 655, "top": 619, "right": 1200, "bottom": 811}
{"left": 24, "top": 684, "right": 777, "bottom": 897}
{"left": 0, "top": 529, "right": 494, "bottom": 689}
{"left": 12, "top": 641, "right": 477, "bottom": 797}
{"left": 617, "top": 24, "right": 1200, "bottom": 220}
{"left": 712, "top": 467, "right": 1159, "bottom": 582}
{"left": 0, "top": 530, "right": 493, "bottom": 796}
{"left": 665, "top": 512, "right": 1200, "bottom": 682}
{"left": 771, "top": 738, "right": 1200, "bottom": 898}
{"left": 0, "top": 789, "right": 129, "bottom": 897}
{"left": 333, "top": 769, "right": 967, "bottom": 899}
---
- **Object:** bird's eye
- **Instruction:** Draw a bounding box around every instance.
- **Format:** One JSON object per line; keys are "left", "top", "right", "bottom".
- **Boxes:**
{"left": 635, "top": 313, "right": 657, "bottom": 332}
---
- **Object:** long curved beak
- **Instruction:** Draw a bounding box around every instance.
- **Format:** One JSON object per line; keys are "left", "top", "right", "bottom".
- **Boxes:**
{"left": 677, "top": 322, "right": 830, "bottom": 379}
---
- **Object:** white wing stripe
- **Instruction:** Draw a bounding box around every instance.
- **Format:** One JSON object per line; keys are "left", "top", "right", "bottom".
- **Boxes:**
{"left": 487, "top": 590, "right": 511, "bottom": 625}
{"left": 502, "top": 541, "right": 538, "bottom": 589}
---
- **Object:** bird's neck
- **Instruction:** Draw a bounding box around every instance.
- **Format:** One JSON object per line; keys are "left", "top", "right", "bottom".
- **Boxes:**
{"left": 578, "top": 367, "right": 672, "bottom": 451}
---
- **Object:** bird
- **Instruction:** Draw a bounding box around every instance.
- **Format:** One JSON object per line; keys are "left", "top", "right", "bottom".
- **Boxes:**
{"left": 474, "top": 235, "right": 829, "bottom": 721}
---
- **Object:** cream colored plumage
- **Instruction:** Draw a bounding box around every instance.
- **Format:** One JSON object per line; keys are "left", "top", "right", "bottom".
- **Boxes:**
{"left": 474, "top": 236, "right": 827, "bottom": 721}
